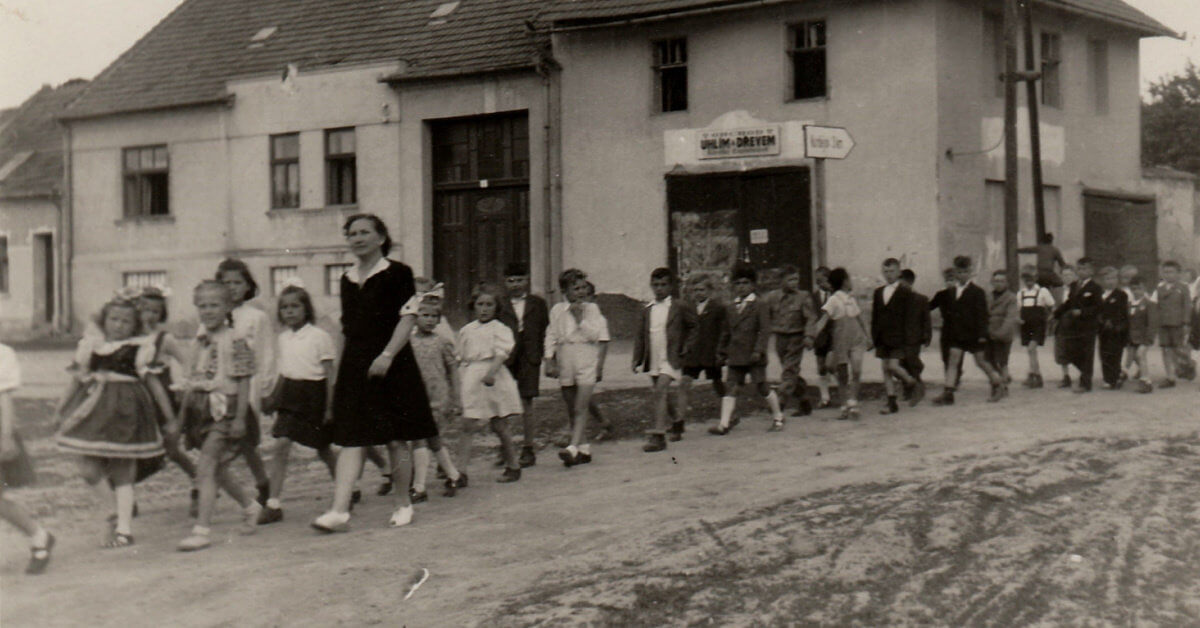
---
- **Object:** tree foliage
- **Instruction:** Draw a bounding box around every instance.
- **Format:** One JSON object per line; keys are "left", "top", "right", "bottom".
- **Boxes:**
{"left": 1142, "top": 61, "right": 1200, "bottom": 176}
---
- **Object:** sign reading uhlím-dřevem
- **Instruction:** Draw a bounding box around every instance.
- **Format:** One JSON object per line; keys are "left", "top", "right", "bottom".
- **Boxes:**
{"left": 697, "top": 125, "right": 781, "bottom": 159}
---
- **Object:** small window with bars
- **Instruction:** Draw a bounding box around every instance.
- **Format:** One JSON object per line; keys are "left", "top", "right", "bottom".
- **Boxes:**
{"left": 325, "top": 128, "right": 357, "bottom": 206}
{"left": 122, "top": 145, "right": 170, "bottom": 217}
{"left": 271, "top": 133, "right": 300, "bottom": 209}
{"left": 123, "top": 270, "right": 167, "bottom": 290}
{"left": 325, "top": 263, "right": 353, "bottom": 296}
{"left": 789, "top": 21, "right": 827, "bottom": 100}
{"left": 653, "top": 38, "right": 688, "bottom": 113}
{"left": 270, "top": 266, "right": 299, "bottom": 297}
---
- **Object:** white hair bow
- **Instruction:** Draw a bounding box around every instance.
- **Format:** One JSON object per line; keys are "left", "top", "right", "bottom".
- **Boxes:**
{"left": 282, "top": 276, "right": 307, "bottom": 291}
{"left": 417, "top": 282, "right": 445, "bottom": 302}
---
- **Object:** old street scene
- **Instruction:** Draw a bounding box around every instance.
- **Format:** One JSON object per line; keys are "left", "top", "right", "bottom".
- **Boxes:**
{"left": 2, "top": 0, "right": 1199, "bottom": 625}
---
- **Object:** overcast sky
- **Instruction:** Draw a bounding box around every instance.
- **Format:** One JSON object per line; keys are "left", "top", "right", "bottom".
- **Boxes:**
{"left": 0, "top": 0, "right": 1196, "bottom": 110}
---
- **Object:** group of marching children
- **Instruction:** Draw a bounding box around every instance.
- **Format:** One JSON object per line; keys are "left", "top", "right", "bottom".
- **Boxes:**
{"left": 4, "top": 242, "right": 1199, "bottom": 573}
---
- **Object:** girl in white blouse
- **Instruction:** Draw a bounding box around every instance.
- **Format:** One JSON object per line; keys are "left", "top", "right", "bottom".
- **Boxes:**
{"left": 457, "top": 287, "right": 524, "bottom": 484}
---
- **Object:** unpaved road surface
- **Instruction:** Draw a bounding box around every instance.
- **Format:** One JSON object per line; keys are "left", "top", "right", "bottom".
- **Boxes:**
{"left": 3, "top": 378, "right": 1199, "bottom": 627}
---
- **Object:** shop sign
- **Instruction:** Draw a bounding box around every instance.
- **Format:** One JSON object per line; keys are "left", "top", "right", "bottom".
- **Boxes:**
{"left": 697, "top": 125, "right": 781, "bottom": 159}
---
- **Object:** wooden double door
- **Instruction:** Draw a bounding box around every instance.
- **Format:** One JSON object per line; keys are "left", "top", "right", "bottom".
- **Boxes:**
{"left": 431, "top": 113, "right": 530, "bottom": 323}
{"left": 1083, "top": 192, "right": 1158, "bottom": 285}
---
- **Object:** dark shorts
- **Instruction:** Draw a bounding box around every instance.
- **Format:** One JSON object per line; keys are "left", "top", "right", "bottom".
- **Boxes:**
{"left": 875, "top": 344, "right": 907, "bottom": 360}
{"left": 1159, "top": 326, "right": 1185, "bottom": 348}
{"left": 947, "top": 338, "right": 985, "bottom": 354}
{"left": 1021, "top": 319, "right": 1047, "bottom": 346}
{"left": 727, "top": 365, "right": 767, "bottom": 386}
{"left": 682, "top": 366, "right": 722, "bottom": 382}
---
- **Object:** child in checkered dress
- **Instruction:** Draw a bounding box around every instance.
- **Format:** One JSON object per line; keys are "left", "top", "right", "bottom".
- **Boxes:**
{"left": 409, "top": 296, "right": 465, "bottom": 498}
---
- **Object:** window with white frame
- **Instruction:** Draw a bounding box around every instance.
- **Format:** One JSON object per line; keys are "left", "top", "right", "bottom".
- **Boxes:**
{"left": 270, "top": 265, "right": 299, "bottom": 297}
{"left": 325, "top": 128, "right": 357, "bottom": 206}
{"left": 122, "top": 145, "right": 170, "bottom": 217}
{"left": 123, "top": 270, "right": 167, "bottom": 290}
{"left": 1040, "top": 32, "right": 1062, "bottom": 109}
{"left": 653, "top": 38, "right": 688, "bottom": 113}
{"left": 271, "top": 133, "right": 300, "bottom": 209}
{"left": 325, "top": 263, "right": 353, "bottom": 296}
{"left": 789, "top": 20, "right": 827, "bottom": 100}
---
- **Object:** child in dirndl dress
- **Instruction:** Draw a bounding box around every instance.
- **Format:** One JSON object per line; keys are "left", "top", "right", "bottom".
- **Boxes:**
{"left": 55, "top": 298, "right": 164, "bottom": 548}
{"left": 806, "top": 268, "right": 872, "bottom": 420}
{"left": 457, "top": 287, "right": 524, "bottom": 483}
{"left": 1, "top": 343, "right": 55, "bottom": 574}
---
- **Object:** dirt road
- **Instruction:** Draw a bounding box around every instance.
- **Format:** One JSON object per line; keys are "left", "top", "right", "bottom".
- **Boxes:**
{"left": 2, "top": 377, "right": 1199, "bottom": 626}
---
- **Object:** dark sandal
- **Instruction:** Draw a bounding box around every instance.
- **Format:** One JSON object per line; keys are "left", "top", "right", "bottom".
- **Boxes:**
{"left": 26, "top": 533, "right": 55, "bottom": 575}
{"left": 103, "top": 531, "right": 135, "bottom": 549}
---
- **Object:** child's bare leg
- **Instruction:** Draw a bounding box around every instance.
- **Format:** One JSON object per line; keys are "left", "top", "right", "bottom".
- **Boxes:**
{"left": 1162, "top": 347, "right": 1177, "bottom": 381}
{"left": 317, "top": 447, "right": 337, "bottom": 478}
{"left": 847, "top": 350, "right": 864, "bottom": 403}
{"left": 77, "top": 457, "right": 115, "bottom": 526}
{"left": 1027, "top": 343, "right": 1041, "bottom": 376}
{"left": 365, "top": 446, "right": 388, "bottom": 470}
{"left": 944, "top": 349, "right": 965, "bottom": 389}
{"left": 885, "top": 359, "right": 916, "bottom": 387}
{"left": 457, "top": 420, "right": 483, "bottom": 472}
{"left": 429, "top": 436, "right": 461, "bottom": 481}
{"left": 651, "top": 376, "right": 671, "bottom": 434}
{"left": 561, "top": 386, "right": 578, "bottom": 435}
{"left": 387, "top": 441, "right": 413, "bottom": 508}
{"left": 587, "top": 398, "right": 610, "bottom": 428}
{"left": 242, "top": 442, "right": 268, "bottom": 486}
{"left": 672, "top": 379, "right": 687, "bottom": 427}
{"left": 490, "top": 417, "right": 518, "bottom": 469}
{"left": 195, "top": 434, "right": 224, "bottom": 528}
{"left": 267, "top": 438, "right": 292, "bottom": 502}
{"left": 971, "top": 351, "right": 1003, "bottom": 384}
{"left": 0, "top": 487, "right": 41, "bottom": 538}
{"left": 330, "top": 446, "right": 366, "bottom": 514}
{"left": 164, "top": 435, "right": 197, "bottom": 479}
{"left": 520, "top": 398, "right": 537, "bottom": 447}
{"left": 570, "top": 384, "right": 595, "bottom": 448}
{"left": 411, "top": 443, "right": 432, "bottom": 493}
{"left": 110, "top": 459, "right": 136, "bottom": 536}
{"left": 718, "top": 380, "right": 740, "bottom": 430}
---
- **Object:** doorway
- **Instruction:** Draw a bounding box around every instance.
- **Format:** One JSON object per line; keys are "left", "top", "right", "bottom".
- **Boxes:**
{"left": 1083, "top": 192, "right": 1157, "bottom": 285}
{"left": 667, "top": 167, "right": 812, "bottom": 293}
{"left": 32, "top": 233, "right": 53, "bottom": 325}
{"left": 431, "top": 112, "right": 530, "bottom": 323}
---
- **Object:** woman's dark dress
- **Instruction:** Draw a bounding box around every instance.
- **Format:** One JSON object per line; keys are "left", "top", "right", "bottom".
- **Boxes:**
{"left": 332, "top": 260, "right": 438, "bottom": 446}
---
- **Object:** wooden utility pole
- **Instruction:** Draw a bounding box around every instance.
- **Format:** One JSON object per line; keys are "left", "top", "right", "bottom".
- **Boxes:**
{"left": 1021, "top": 0, "right": 1047, "bottom": 242}
{"left": 1003, "top": 0, "right": 1020, "bottom": 285}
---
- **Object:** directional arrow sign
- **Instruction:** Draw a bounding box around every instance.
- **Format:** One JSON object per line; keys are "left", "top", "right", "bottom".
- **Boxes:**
{"left": 803, "top": 125, "right": 855, "bottom": 160}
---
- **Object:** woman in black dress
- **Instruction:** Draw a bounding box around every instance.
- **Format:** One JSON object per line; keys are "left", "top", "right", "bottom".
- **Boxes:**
{"left": 311, "top": 214, "right": 439, "bottom": 532}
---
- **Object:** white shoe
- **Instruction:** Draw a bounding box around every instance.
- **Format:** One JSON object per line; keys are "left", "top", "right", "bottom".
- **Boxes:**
{"left": 241, "top": 502, "right": 262, "bottom": 536}
{"left": 389, "top": 506, "right": 414, "bottom": 528}
{"left": 310, "top": 510, "right": 351, "bottom": 533}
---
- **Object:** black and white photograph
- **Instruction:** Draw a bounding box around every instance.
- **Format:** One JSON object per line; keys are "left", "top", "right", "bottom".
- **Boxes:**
{"left": 1, "top": 0, "right": 1198, "bottom": 624}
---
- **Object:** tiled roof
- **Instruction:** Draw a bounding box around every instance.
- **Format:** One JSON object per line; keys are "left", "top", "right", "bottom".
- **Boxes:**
{"left": 64, "top": 0, "right": 549, "bottom": 120}
{"left": 0, "top": 80, "right": 88, "bottom": 199}
{"left": 540, "top": 0, "right": 1175, "bottom": 36}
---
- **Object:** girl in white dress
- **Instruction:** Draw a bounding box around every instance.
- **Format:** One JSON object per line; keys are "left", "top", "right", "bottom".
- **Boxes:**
{"left": 457, "top": 286, "right": 524, "bottom": 483}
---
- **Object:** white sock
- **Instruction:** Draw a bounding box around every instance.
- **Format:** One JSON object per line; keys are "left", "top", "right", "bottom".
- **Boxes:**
{"left": 578, "top": 444, "right": 590, "bottom": 455}
{"left": 817, "top": 375, "right": 831, "bottom": 402}
{"left": 719, "top": 396, "right": 736, "bottom": 428}
{"left": 266, "top": 498, "right": 281, "bottom": 509}
{"left": 191, "top": 525, "right": 211, "bottom": 537}
{"left": 766, "top": 390, "right": 783, "bottom": 421}
{"left": 30, "top": 527, "right": 49, "bottom": 547}
{"left": 566, "top": 444, "right": 579, "bottom": 455}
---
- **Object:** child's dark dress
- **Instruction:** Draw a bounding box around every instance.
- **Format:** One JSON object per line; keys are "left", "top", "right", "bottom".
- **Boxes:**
{"left": 56, "top": 337, "right": 164, "bottom": 462}
{"left": 332, "top": 259, "right": 437, "bottom": 446}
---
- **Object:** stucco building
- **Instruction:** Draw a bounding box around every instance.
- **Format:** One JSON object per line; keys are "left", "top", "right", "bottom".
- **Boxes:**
{"left": 0, "top": 80, "right": 87, "bottom": 336}
{"left": 59, "top": 0, "right": 1174, "bottom": 330}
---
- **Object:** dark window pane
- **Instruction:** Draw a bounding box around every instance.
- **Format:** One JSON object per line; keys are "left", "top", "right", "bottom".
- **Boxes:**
{"left": 793, "top": 49, "right": 827, "bottom": 99}
{"left": 148, "top": 173, "right": 169, "bottom": 215}
{"left": 661, "top": 66, "right": 688, "bottom": 112}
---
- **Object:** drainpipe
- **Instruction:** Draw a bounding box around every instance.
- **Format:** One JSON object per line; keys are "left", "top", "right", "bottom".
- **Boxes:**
{"left": 60, "top": 122, "right": 74, "bottom": 334}
{"left": 539, "top": 56, "right": 563, "bottom": 299}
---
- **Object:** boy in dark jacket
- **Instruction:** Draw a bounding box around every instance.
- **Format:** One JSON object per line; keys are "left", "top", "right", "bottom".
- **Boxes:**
{"left": 681, "top": 275, "right": 727, "bottom": 417}
{"left": 933, "top": 256, "right": 1006, "bottom": 405}
{"left": 633, "top": 268, "right": 697, "bottom": 452}
{"left": 712, "top": 263, "right": 785, "bottom": 434}
{"left": 503, "top": 263, "right": 550, "bottom": 467}
{"left": 871, "top": 258, "right": 923, "bottom": 414}
{"left": 1096, "top": 266, "right": 1130, "bottom": 389}
{"left": 900, "top": 269, "right": 932, "bottom": 404}
{"left": 1057, "top": 258, "right": 1103, "bottom": 392}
